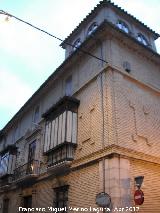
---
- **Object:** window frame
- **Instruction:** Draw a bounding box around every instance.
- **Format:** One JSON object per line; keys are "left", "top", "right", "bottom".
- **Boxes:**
{"left": 65, "top": 75, "right": 72, "bottom": 96}
{"left": 116, "top": 20, "right": 130, "bottom": 34}
{"left": 0, "top": 152, "right": 9, "bottom": 176}
{"left": 23, "top": 196, "right": 32, "bottom": 209}
{"left": 0, "top": 145, "right": 17, "bottom": 177}
{"left": 87, "top": 22, "right": 98, "bottom": 36}
{"left": 73, "top": 38, "right": 81, "bottom": 51}
{"left": 33, "top": 105, "right": 40, "bottom": 124}
{"left": 54, "top": 185, "right": 69, "bottom": 212}
{"left": 137, "top": 33, "right": 148, "bottom": 46}
{"left": 27, "top": 140, "right": 36, "bottom": 174}
{"left": 28, "top": 140, "right": 36, "bottom": 162}
{"left": 3, "top": 198, "right": 9, "bottom": 213}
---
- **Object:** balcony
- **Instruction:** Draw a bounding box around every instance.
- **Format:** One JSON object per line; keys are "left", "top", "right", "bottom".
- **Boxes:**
{"left": 43, "top": 96, "right": 79, "bottom": 175}
{"left": 0, "top": 176, "right": 12, "bottom": 192}
{"left": 13, "top": 160, "right": 39, "bottom": 185}
{"left": 0, "top": 147, "right": 17, "bottom": 190}
{"left": 47, "top": 142, "right": 77, "bottom": 175}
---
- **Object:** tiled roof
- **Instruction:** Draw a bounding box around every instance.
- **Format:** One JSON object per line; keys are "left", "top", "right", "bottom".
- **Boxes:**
{"left": 61, "top": 0, "right": 159, "bottom": 47}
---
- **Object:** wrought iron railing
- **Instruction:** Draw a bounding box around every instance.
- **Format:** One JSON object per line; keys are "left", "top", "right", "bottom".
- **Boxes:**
{"left": 47, "top": 143, "right": 76, "bottom": 167}
{"left": 13, "top": 160, "right": 39, "bottom": 181}
{"left": 0, "top": 177, "right": 11, "bottom": 188}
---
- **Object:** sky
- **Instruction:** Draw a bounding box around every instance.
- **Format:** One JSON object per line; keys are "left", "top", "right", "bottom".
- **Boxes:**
{"left": 0, "top": 0, "right": 160, "bottom": 129}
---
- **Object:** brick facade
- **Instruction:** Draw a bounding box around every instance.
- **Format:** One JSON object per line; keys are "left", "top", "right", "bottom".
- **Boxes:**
{"left": 0, "top": 1, "right": 160, "bottom": 213}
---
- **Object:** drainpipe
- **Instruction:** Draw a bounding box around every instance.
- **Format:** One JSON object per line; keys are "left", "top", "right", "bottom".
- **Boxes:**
{"left": 95, "top": 37, "right": 106, "bottom": 195}
{"left": 97, "top": 72, "right": 105, "bottom": 194}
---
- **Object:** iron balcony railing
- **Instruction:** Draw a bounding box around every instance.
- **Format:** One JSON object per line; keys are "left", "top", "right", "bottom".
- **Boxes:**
{"left": 0, "top": 177, "right": 11, "bottom": 188}
{"left": 47, "top": 142, "right": 77, "bottom": 167}
{"left": 13, "top": 160, "right": 39, "bottom": 182}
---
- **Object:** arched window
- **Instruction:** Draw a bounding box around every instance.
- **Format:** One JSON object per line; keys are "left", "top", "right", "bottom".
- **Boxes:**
{"left": 87, "top": 22, "right": 98, "bottom": 36}
{"left": 137, "top": 33, "right": 148, "bottom": 46}
{"left": 73, "top": 38, "right": 81, "bottom": 51}
{"left": 116, "top": 20, "right": 129, "bottom": 34}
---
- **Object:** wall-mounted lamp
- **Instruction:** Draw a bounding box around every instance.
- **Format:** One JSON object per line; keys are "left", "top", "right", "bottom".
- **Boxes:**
{"left": 135, "top": 176, "right": 144, "bottom": 189}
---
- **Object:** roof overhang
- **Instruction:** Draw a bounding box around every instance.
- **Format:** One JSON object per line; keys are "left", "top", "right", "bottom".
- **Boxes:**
{"left": 60, "top": 0, "right": 159, "bottom": 48}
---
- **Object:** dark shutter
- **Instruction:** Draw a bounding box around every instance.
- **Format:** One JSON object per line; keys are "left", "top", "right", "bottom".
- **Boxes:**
{"left": 23, "top": 196, "right": 32, "bottom": 209}
{"left": 54, "top": 185, "right": 69, "bottom": 212}
{"left": 3, "top": 199, "right": 9, "bottom": 213}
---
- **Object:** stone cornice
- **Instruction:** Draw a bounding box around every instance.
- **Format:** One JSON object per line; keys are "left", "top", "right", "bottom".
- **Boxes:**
{"left": 71, "top": 144, "right": 160, "bottom": 170}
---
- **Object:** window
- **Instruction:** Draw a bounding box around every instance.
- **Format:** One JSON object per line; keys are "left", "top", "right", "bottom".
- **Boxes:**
{"left": 27, "top": 141, "right": 36, "bottom": 173}
{"left": 3, "top": 198, "right": 9, "bottom": 213}
{"left": 54, "top": 185, "right": 69, "bottom": 212}
{"left": 33, "top": 106, "right": 40, "bottom": 124}
{"left": 0, "top": 146, "right": 17, "bottom": 178}
{"left": 137, "top": 33, "right": 148, "bottom": 46}
{"left": 23, "top": 196, "right": 32, "bottom": 212}
{"left": 73, "top": 39, "right": 81, "bottom": 51}
{"left": 65, "top": 76, "right": 72, "bottom": 96}
{"left": 0, "top": 153, "right": 9, "bottom": 177}
{"left": 12, "top": 124, "right": 20, "bottom": 142}
{"left": 43, "top": 96, "right": 79, "bottom": 160}
{"left": 28, "top": 141, "right": 36, "bottom": 162}
{"left": 87, "top": 22, "right": 98, "bottom": 36}
{"left": 116, "top": 20, "right": 129, "bottom": 33}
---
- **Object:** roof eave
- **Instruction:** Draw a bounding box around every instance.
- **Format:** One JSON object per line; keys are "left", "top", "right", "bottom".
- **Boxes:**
{"left": 60, "top": 0, "right": 160, "bottom": 49}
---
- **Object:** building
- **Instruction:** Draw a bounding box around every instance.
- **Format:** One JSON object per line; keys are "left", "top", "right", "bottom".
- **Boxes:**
{"left": 0, "top": 0, "right": 160, "bottom": 212}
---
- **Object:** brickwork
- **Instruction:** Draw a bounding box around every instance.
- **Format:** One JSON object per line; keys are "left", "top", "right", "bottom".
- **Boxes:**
{"left": 68, "top": 163, "right": 99, "bottom": 211}
{"left": 130, "top": 159, "right": 160, "bottom": 213}
{"left": 0, "top": 2, "right": 160, "bottom": 213}
{"left": 76, "top": 78, "right": 102, "bottom": 159}
{"left": 113, "top": 70, "right": 160, "bottom": 157}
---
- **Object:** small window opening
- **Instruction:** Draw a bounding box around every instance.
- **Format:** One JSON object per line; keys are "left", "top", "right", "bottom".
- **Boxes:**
{"left": 117, "top": 20, "right": 129, "bottom": 34}
{"left": 87, "top": 22, "right": 98, "bottom": 36}
{"left": 65, "top": 76, "right": 72, "bottom": 96}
